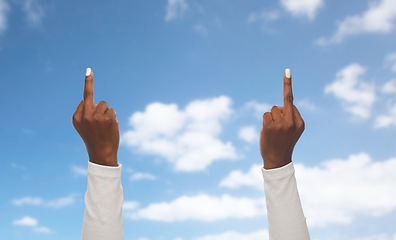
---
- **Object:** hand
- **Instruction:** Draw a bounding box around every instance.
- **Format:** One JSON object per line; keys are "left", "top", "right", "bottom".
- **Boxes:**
{"left": 72, "top": 68, "right": 120, "bottom": 167}
{"left": 259, "top": 69, "right": 305, "bottom": 170}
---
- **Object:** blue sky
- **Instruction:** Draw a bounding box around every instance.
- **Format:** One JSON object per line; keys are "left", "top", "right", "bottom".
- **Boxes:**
{"left": 1, "top": 0, "right": 396, "bottom": 239}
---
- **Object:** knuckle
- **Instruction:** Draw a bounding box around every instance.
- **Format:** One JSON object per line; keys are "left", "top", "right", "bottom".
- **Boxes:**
{"left": 72, "top": 114, "right": 79, "bottom": 123}
{"left": 93, "top": 114, "right": 100, "bottom": 121}
{"left": 270, "top": 122, "right": 279, "bottom": 130}
{"left": 284, "top": 79, "right": 292, "bottom": 85}
{"left": 284, "top": 95, "right": 293, "bottom": 103}
{"left": 262, "top": 118, "right": 270, "bottom": 126}
{"left": 82, "top": 115, "right": 91, "bottom": 123}
{"left": 263, "top": 124, "right": 272, "bottom": 132}
{"left": 83, "top": 91, "right": 91, "bottom": 99}
{"left": 106, "top": 108, "right": 115, "bottom": 117}
{"left": 285, "top": 121, "right": 295, "bottom": 131}
{"left": 277, "top": 123, "right": 284, "bottom": 130}
{"left": 299, "top": 119, "right": 305, "bottom": 130}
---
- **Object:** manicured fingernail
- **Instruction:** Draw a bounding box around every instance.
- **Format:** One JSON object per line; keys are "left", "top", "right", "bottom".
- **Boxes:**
{"left": 86, "top": 68, "right": 91, "bottom": 77}
{"left": 285, "top": 69, "right": 291, "bottom": 79}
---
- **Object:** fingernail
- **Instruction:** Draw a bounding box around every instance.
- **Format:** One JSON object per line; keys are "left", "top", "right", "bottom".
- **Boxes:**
{"left": 285, "top": 69, "right": 291, "bottom": 79}
{"left": 86, "top": 68, "right": 91, "bottom": 77}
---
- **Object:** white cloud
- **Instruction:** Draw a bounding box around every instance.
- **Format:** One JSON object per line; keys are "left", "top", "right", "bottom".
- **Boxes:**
{"left": 121, "top": 96, "right": 238, "bottom": 171}
{"left": 12, "top": 197, "right": 43, "bottom": 206}
{"left": 375, "top": 102, "right": 396, "bottom": 128}
{"left": 381, "top": 79, "right": 396, "bottom": 93}
{"left": 194, "top": 229, "right": 269, "bottom": 240}
{"left": 280, "top": 0, "right": 324, "bottom": 20}
{"left": 11, "top": 162, "right": 26, "bottom": 170}
{"left": 316, "top": 0, "right": 396, "bottom": 45}
{"left": 0, "top": 0, "right": 45, "bottom": 34}
{"left": 220, "top": 164, "right": 263, "bottom": 190}
{"left": 385, "top": 52, "right": 396, "bottom": 72}
{"left": 46, "top": 195, "right": 74, "bottom": 208}
{"left": 213, "top": 17, "right": 222, "bottom": 28}
{"left": 33, "top": 226, "right": 51, "bottom": 233}
{"left": 194, "top": 24, "right": 208, "bottom": 35}
{"left": 21, "top": 0, "right": 45, "bottom": 26}
{"left": 13, "top": 216, "right": 52, "bottom": 233}
{"left": 130, "top": 172, "right": 156, "bottom": 181}
{"left": 297, "top": 153, "right": 396, "bottom": 227}
{"left": 71, "top": 165, "right": 87, "bottom": 177}
{"left": 165, "top": 0, "right": 187, "bottom": 21}
{"left": 238, "top": 126, "right": 259, "bottom": 144}
{"left": 11, "top": 195, "right": 74, "bottom": 208}
{"left": 296, "top": 98, "right": 317, "bottom": 111}
{"left": 13, "top": 216, "right": 38, "bottom": 226}
{"left": 245, "top": 100, "right": 272, "bottom": 119}
{"left": 247, "top": 10, "right": 279, "bottom": 24}
{"left": 123, "top": 201, "right": 139, "bottom": 210}
{"left": 21, "top": 128, "right": 35, "bottom": 135}
{"left": 0, "top": 0, "right": 10, "bottom": 34}
{"left": 125, "top": 194, "right": 266, "bottom": 222}
{"left": 220, "top": 153, "right": 396, "bottom": 228}
{"left": 325, "top": 63, "right": 376, "bottom": 119}
{"left": 354, "top": 233, "right": 396, "bottom": 240}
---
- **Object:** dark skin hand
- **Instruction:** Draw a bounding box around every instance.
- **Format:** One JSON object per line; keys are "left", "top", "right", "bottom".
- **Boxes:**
{"left": 259, "top": 70, "right": 305, "bottom": 170}
{"left": 72, "top": 68, "right": 120, "bottom": 167}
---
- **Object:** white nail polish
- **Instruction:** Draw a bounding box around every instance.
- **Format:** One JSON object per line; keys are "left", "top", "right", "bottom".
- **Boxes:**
{"left": 86, "top": 68, "right": 91, "bottom": 77}
{"left": 285, "top": 69, "right": 291, "bottom": 78}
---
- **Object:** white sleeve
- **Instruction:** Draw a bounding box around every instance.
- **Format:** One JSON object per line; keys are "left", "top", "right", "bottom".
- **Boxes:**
{"left": 262, "top": 161, "right": 310, "bottom": 240}
{"left": 81, "top": 161, "right": 124, "bottom": 240}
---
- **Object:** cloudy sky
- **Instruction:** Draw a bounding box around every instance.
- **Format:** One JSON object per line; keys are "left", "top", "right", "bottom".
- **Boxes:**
{"left": 1, "top": 0, "right": 396, "bottom": 239}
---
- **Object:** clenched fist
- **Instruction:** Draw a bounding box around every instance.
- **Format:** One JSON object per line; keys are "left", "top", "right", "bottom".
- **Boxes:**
{"left": 72, "top": 68, "right": 120, "bottom": 167}
{"left": 259, "top": 69, "right": 305, "bottom": 170}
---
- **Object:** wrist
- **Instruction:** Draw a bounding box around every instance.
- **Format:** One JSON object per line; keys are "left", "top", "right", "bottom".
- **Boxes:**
{"left": 263, "top": 156, "right": 291, "bottom": 170}
{"left": 89, "top": 154, "right": 118, "bottom": 167}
